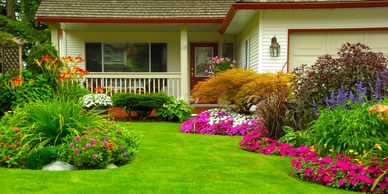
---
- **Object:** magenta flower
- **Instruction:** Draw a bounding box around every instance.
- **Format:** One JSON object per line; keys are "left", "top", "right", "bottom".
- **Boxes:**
{"left": 69, "top": 143, "right": 74, "bottom": 147}
{"left": 86, "top": 143, "right": 91, "bottom": 148}
{"left": 92, "top": 154, "right": 98, "bottom": 159}
{"left": 90, "top": 139, "right": 97, "bottom": 144}
{"left": 73, "top": 148, "right": 79, "bottom": 153}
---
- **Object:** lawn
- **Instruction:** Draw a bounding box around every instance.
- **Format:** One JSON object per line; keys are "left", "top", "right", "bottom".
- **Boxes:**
{"left": 0, "top": 122, "right": 354, "bottom": 194}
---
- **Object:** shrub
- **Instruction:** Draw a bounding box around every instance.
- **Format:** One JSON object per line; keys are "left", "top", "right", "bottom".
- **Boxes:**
{"left": 26, "top": 42, "right": 59, "bottom": 74}
{"left": 278, "top": 126, "right": 311, "bottom": 147}
{"left": 157, "top": 96, "right": 192, "bottom": 122}
{"left": 306, "top": 102, "right": 388, "bottom": 155}
{"left": 0, "top": 73, "right": 15, "bottom": 115}
{"left": 25, "top": 146, "right": 59, "bottom": 170}
{"left": 112, "top": 92, "right": 170, "bottom": 119}
{"left": 293, "top": 43, "right": 388, "bottom": 128}
{"left": 59, "top": 127, "right": 140, "bottom": 169}
{"left": 5, "top": 97, "right": 109, "bottom": 146}
{"left": 180, "top": 109, "right": 267, "bottom": 136}
{"left": 0, "top": 126, "right": 32, "bottom": 168}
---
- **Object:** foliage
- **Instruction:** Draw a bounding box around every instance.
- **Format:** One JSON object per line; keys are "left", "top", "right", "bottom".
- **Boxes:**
{"left": 245, "top": 73, "right": 294, "bottom": 139}
{"left": 59, "top": 127, "right": 140, "bottom": 169}
{"left": 207, "top": 56, "right": 236, "bottom": 76}
{"left": 279, "top": 126, "right": 310, "bottom": 147}
{"left": 306, "top": 102, "right": 388, "bottom": 155}
{"left": 0, "top": 72, "right": 14, "bottom": 115}
{"left": 180, "top": 109, "right": 267, "bottom": 136}
{"left": 0, "top": 126, "right": 32, "bottom": 168}
{"left": 157, "top": 96, "right": 192, "bottom": 122}
{"left": 191, "top": 68, "right": 259, "bottom": 112}
{"left": 26, "top": 43, "right": 59, "bottom": 74}
{"left": 58, "top": 82, "right": 90, "bottom": 100}
{"left": 25, "top": 146, "right": 59, "bottom": 170}
{"left": 82, "top": 93, "right": 113, "bottom": 108}
{"left": 292, "top": 153, "right": 387, "bottom": 193}
{"left": 6, "top": 69, "right": 53, "bottom": 108}
{"left": 293, "top": 43, "right": 388, "bottom": 128}
{"left": 239, "top": 129, "right": 313, "bottom": 157}
{"left": 4, "top": 97, "right": 109, "bottom": 146}
{"left": 112, "top": 92, "right": 170, "bottom": 119}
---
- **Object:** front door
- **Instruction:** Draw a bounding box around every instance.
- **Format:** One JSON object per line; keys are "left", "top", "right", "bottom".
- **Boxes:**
{"left": 190, "top": 43, "right": 218, "bottom": 90}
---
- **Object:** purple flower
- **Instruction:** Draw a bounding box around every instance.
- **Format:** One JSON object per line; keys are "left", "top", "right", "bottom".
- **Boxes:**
{"left": 74, "top": 136, "right": 80, "bottom": 143}
{"left": 312, "top": 100, "right": 318, "bottom": 117}
{"left": 123, "top": 151, "right": 129, "bottom": 156}
{"left": 119, "top": 145, "right": 125, "bottom": 149}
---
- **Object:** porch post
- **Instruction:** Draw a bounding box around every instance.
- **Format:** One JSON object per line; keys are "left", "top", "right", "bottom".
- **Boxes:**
{"left": 180, "top": 26, "right": 189, "bottom": 101}
{"left": 48, "top": 23, "right": 60, "bottom": 53}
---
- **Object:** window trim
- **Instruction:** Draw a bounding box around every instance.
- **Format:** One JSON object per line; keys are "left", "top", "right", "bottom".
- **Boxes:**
{"left": 85, "top": 41, "right": 168, "bottom": 73}
{"left": 244, "top": 39, "right": 250, "bottom": 69}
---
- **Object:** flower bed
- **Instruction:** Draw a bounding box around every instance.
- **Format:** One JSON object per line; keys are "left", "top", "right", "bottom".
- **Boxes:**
{"left": 180, "top": 109, "right": 267, "bottom": 136}
{"left": 292, "top": 154, "right": 387, "bottom": 193}
{"left": 239, "top": 130, "right": 388, "bottom": 193}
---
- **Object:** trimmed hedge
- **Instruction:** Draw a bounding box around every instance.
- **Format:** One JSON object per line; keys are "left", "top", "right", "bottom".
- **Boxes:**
{"left": 111, "top": 93, "right": 170, "bottom": 119}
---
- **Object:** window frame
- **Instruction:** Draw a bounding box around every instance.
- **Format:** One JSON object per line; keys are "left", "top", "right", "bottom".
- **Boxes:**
{"left": 244, "top": 39, "right": 251, "bottom": 69}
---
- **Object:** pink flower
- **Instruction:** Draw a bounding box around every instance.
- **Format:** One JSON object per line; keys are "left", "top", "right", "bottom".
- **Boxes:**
{"left": 73, "top": 148, "right": 79, "bottom": 153}
{"left": 86, "top": 143, "right": 91, "bottom": 148}
{"left": 69, "top": 143, "right": 74, "bottom": 147}
{"left": 338, "top": 179, "right": 345, "bottom": 186}
{"left": 92, "top": 154, "right": 98, "bottom": 159}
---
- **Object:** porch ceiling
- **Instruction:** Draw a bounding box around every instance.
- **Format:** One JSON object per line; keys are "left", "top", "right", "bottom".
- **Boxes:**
{"left": 223, "top": 10, "right": 257, "bottom": 34}
{"left": 59, "top": 23, "right": 221, "bottom": 32}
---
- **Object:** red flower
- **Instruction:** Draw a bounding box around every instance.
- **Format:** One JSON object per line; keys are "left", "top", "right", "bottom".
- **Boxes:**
{"left": 75, "top": 55, "right": 85, "bottom": 62}
{"left": 96, "top": 85, "right": 104, "bottom": 93}
{"left": 41, "top": 55, "right": 52, "bottom": 62}
{"left": 4, "top": 156, "right": 9, "bottom": 161}
{"left": 59, "top": 74, "right": 66, "bottom": 81}
{"left": 12, "top": 76, "right": 23, "bottom": 86}
{"left": 63, "top": 56, "right": 73, "bottom": 62}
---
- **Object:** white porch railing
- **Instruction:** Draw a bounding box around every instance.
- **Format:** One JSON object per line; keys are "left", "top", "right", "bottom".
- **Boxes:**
{"left": 84, "top": 72, "right": 182, "bottom": 98}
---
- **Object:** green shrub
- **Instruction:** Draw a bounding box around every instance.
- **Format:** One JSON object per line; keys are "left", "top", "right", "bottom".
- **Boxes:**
{"left": 25, "top": 146, "right": 59, "bottom": 170}
{"left": 157, "top": 96, "right": 192, "bottom": 122}
{"left": 59, "top": 127, "right": 140, "bottom": 169}
{"left": 112, "top": 92, "right": 170, "bottom": 119}
{"left": 306, "top": 102, "right": 388, "bottom": 155}
{"left": 58, "top": 83, "right": 90, "bottom": 100}
{"left": 0, "top": 73, "right": 15, "bottom": 115}
{"left": 279, "top": 126, "right": 310, "bottom": 147}
{"left": 293, "top": 43, "right": 388, "bottom": 129}
{"left": 25, "top": 42, "right": 59, "bottom": 74}
{"left": 0, "top": 126, "right": 32, "bottom": 168}
{"left": 5, "top": 97, "right": 109, "bottom": 146}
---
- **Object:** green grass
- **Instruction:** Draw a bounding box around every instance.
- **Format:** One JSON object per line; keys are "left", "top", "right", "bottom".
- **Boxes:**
{"left": 0, "top": 122, "right": 354, "bottom": 194}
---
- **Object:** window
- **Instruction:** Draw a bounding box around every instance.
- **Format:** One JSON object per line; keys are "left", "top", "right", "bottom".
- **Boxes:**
{"left": 223, "top": 42, "right": 234, "bottom": 59}
{"left": 85, "top": 42, "right": 167, "bottom": 72}
{"left": 244, "top": 40, "right": 250, "bottom": 69}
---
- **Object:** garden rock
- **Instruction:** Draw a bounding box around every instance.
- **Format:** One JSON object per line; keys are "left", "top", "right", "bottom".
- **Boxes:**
{"left": 43, "top": 161, "right": 76, "bottom": 171}
{"left": 106, "top": 164, "right": 117, "bottom": 169}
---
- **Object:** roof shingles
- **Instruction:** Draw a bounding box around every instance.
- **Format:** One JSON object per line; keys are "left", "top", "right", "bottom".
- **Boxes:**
{"left": 36, "top": 0, "right": 235, "bottom": 19}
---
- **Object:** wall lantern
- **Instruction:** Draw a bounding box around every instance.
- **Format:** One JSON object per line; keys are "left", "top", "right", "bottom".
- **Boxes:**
{"left": 270, "top": 36, "right": 280, "bottom": 57}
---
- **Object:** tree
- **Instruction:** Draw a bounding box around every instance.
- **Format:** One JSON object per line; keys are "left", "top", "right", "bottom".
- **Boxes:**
{"left": 6, "top": 0, "right": 15, "bottom": 19}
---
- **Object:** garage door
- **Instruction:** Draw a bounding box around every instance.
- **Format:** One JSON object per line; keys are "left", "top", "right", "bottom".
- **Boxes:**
{"left": 289, "top": 30, "right": 388, "bottom": 71}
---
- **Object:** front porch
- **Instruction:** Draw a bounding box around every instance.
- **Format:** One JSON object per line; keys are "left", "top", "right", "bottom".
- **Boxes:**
{"left": 50, "top": 23, "right": 236, "bottom": 100}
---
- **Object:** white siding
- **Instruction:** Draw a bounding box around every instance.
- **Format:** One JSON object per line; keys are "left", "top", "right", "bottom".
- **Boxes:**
{"left": 261, "top": 7, "right": 388, "bottom": 72}
{"left": 236, "top": 13, "right": 260, "bottom": 71}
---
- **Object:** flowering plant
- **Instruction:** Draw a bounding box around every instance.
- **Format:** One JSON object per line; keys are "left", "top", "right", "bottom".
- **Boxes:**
{"left": 0, "top": 126, "right": 31, "bottom": 168}
{"left": 59, "top": 55, "right": 88, "bottom": 83}
{"left": 180, "top": 109, "right": 267, "bottom": 136}
{"left": 206, "top": 56, "right": 236, "bottom": 76}
{"left": 59, "top": 127, "right": 140, "bottom": 169}
{"left": 82, "top": 93, "right": 113, "bottom": 108}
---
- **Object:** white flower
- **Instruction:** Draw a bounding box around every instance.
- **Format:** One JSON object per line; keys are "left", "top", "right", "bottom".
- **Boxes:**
{"left": 82, "top": 93, "right": 113, "bottom": 108}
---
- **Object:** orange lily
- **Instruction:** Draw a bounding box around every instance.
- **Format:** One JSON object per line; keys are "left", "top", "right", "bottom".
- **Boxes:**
{"left": 41, "top": 55, "right": 52, "bottom": 62}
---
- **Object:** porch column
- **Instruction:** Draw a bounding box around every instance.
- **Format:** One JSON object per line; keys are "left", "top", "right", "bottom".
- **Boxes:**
{"left": 180, "top": 26, "right": 189, "bottom": 101}
{"left": 48, "top": 23, "right": 60, "bottom": 52}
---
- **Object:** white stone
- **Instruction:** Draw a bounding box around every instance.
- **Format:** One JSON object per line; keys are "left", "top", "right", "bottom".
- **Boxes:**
{"left": 42, "top": 161, "right": 76, "bottom": 171}
{"left": 106, "top": 164, "right": 117, "bottom": 169}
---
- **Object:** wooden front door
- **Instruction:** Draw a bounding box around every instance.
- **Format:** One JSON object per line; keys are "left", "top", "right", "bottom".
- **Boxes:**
{"left": 190, "top": 43, "right": 218, "bottom": 90}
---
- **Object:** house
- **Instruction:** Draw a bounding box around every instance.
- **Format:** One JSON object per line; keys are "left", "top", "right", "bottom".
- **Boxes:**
{"left": 36, "top": 0, "right": 388, "bottom": 100}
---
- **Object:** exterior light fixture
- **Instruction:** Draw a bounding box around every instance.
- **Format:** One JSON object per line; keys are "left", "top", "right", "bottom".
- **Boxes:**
{"left": 270, "top": 36, "right": 280, "bottom": 57}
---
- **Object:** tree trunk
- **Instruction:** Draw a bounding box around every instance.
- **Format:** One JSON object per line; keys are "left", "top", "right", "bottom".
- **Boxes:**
{"left": 6, "top": 0, "right": 15, "bottom": 19}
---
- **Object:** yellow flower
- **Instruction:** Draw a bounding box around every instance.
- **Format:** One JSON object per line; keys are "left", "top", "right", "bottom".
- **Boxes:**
{"left": 329, "top": 148, "right": 334, "bottom": 153}
{"left": 374, "top": 144, "right": 382, "bottom": 151}
{"left": 349, "top": 149, "right": 354, "bottom": 154}
{"left": 324, "top": 144, "right": 327, "bottom": 148}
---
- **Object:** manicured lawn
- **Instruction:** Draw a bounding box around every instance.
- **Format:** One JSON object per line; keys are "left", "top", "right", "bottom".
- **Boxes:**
{"left": 0, "top": 122, "right": 354, "bottom": 194}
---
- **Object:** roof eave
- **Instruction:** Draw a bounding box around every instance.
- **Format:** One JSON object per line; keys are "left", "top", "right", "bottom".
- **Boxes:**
{"left": 36, "top": 17, "right": 224, "bottom": 24}
{"left": 219, "top": 0, "right": 388, "bottom": 34}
